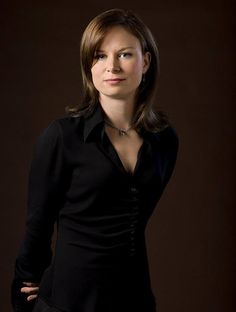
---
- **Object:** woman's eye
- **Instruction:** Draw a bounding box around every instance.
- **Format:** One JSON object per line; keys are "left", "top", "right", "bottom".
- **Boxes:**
{"left": 119, "top": 52, "right": 132, "bottom": 58}
{"left": 94, "top": 54, "right": 106, "bottom": 60}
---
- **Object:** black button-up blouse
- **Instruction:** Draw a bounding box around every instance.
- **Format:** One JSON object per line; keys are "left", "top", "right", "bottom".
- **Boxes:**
{"left": 11, "top": 102, "right": 179, "bottom": 312}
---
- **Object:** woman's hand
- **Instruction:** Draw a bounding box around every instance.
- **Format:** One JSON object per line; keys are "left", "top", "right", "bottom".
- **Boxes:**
{"left": 20, "top": 282, "right": 39, "bottom": 301}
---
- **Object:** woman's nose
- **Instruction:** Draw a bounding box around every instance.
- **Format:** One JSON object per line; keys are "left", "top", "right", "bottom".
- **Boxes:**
{"left": 106, "top": 56, "right": 121, "bottom": 73}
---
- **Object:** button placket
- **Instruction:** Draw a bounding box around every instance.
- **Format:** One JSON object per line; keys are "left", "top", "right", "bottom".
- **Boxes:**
{"left": 129, "top": 211, "right": 138, "bottom": 256}
{"left": 128, "top": 183, "right": 140, "bottom": 256}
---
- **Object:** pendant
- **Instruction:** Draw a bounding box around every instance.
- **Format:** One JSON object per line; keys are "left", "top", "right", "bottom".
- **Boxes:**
{"left": 118, "top": 129, "right": 127, "bottom": 136}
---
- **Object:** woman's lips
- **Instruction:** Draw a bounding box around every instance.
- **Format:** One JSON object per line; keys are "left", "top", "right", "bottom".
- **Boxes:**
{"left": 104, "top": 79, "right": 126, "bottom": 85}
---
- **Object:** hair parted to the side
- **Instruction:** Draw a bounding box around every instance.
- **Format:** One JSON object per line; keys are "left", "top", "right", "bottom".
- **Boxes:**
{"left": 65, "top": 8, "right": 170, "bottom": 133}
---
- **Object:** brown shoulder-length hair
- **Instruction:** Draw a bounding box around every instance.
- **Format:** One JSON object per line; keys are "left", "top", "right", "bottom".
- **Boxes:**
{"left": 65, "top": 8, "right": 170, "bottom": 133}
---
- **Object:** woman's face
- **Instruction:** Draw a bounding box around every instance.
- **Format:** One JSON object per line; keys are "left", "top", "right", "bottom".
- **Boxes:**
{"left": 91, "top": 26, "right": 150, "bottom": 103}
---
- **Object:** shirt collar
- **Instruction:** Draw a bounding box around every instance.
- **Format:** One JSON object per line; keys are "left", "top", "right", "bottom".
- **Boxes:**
{"left": 83, "top": 103, "right": 105, "bottom": 142}
{"left": 83, "top": 102, "right": 161, "bottom": 144}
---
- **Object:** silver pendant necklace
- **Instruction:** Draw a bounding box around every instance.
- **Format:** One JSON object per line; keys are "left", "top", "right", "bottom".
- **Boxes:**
{"left": 104, "top": 120, "right": 133, "bottom": 136}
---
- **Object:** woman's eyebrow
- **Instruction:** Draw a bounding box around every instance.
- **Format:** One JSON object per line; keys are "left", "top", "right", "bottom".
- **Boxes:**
{"left": 118, "top": 47, "right": 135, "bottom": 52}
{"left": 95, "top": 47, "right": 135, "bottom": 53}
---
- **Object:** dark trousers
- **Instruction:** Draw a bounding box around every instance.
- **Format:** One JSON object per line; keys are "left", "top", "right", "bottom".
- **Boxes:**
{"left": 33, "top": 295, "right": 157, "bottom": 312}
{"left": 32, "top": 297, "right": 60, "bottom": 312}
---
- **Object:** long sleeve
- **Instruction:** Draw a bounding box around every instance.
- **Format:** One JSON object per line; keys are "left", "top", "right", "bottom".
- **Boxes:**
{"left": 160, "top": 125, "right": 179, "bottom": 191}
{"left": 11, "top": 120, "right": 66, "bottom": 311}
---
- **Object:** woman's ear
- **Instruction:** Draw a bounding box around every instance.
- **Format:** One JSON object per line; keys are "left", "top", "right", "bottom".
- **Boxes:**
{"left": 143, "top": 52, "right": 151, "bottom": 74}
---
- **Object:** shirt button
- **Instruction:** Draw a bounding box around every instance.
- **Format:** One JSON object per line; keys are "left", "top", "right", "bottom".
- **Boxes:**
{"left": 130, "top": 186, "right": 138, "bottom": 193}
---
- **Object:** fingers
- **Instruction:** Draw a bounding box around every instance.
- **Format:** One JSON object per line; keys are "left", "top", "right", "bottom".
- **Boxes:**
{"left": 21, "top": 282, "right": 39, "bottom": 301}
{"left": 23, "top": 282, "right": 39, "bottom": 287}
{"left": 26, "top": 294, "right": 38, "bottom": 301}
{"left": 21, "top": 286, "right": 39, "bottom": 293}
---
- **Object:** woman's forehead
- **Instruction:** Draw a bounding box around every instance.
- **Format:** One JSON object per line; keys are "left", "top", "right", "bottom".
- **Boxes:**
{"left": 98, "top": 26, "right": 141, "bottom": 50}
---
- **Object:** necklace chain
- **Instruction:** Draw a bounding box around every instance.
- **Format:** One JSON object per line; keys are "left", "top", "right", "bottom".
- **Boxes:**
{"left": 104, "top": 120, "right": 133, "bottom": 136}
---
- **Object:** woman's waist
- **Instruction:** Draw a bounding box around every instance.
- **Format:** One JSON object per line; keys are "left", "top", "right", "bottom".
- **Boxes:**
{"left": 56, "top": 220, "right": 145, "bottom": 257}
{"left": 54, "top": 234, "right": 147, "bottom": 269}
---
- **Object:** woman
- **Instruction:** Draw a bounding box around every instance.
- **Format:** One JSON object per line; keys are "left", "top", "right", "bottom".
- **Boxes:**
{"left": 11, "top": 8, "right": 179, "bottom": 312}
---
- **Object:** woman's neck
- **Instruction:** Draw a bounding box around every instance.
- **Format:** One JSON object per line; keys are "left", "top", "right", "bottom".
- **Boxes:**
{"left": 99, "top": 96, "right": 136, "bottom": 129}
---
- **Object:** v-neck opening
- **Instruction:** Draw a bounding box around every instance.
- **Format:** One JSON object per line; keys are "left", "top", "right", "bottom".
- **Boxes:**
{"left": 127, "top": 140, "right": 145, "bottom": 176}
{"left": 103, "top": 131, "right": 146, "bottom": 177}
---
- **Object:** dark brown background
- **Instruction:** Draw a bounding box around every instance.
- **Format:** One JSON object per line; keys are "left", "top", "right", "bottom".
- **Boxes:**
{"left": 1, "top": 0, "right": 235, "bottom": 311}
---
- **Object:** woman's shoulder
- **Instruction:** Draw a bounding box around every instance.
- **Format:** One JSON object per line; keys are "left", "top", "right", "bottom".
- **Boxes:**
{"left": 152, "top": 123, "right": 179, "bottom": 148}
{"left": 161, "top": 124, "right": 179, "bottom": 143}
{"left": 39, "top": 114, "right": 84, "bottom": 140}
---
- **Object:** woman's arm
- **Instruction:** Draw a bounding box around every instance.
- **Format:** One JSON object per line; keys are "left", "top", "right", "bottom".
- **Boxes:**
{"left": 160, "top": 125, "right": 179, "bottom": 191}
{"left": 11, "top": 120, "right": 66, "bottom": 311}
